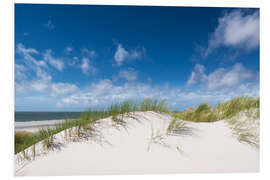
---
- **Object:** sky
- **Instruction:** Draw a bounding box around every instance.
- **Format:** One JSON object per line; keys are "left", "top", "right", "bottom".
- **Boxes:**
{"left": 15, "top": 4, "right": 260, "bottom": 111}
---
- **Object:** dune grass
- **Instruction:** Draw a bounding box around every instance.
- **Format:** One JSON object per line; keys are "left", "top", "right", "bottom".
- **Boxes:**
{"left": 171, "top": 96, "right": 259, "bottom": 123}
{"left": 15, "top": 98, "right": 169, "bottom": 154}
{"left": 171, "top": 102, "right": 217, "bottom": 123}
{"left": 170, "top": 96, "right": 260, "bottom": 148}
{"left": 167, "top": 118, "right": 190, "bottom": 136}
{"left": 225, "top": 108, "right": 259, "bottom": 148}
{"left": 213, "top": 96, "right": 259, "bottom": 120}
{"left": 15, "top": 96, "right": 259, "bottom": 154}
{"left": 15, "top": 131, "right": 35, "bottom": 154}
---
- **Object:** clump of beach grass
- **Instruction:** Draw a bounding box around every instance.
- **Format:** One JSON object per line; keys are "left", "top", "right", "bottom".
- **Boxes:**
{"left": 22, "top": 150, "right": 29, "bottom": 160}
{"left": 172, "top": 96, "right": 259, "bottom": 123}
{"left": 225, "top": 108, "right": 259, "bottom": 148}
{"left": 32, "top": 144, "right": 36, "bottom": 159}
{"left": 15, "top": 131, "right": 36, "bottom": 155}
{"left": 42, "top": 136, "right": 55, "bottom": 150}
{"left": 238, "top": 131, "right": 259, "bottom": 148}
{"left": 109, "top": 99, "right": 169, "bottom": 127}
{"left": 140, "top": 99, "right": 169, "bottom": 113}
{"left": 213, "top": 96, "right": 260, "bottom": 120}
{"left": 172, "top": 102, "right": 217, "bottom": 122}
{"left": 166, "top": 117, "right": 193, "bottom": 137}
{"left": 15, "top": 131, "right": 35, "bottom": 146}
{"left": 167, "top": 118, "right": 187, "bottom": 135}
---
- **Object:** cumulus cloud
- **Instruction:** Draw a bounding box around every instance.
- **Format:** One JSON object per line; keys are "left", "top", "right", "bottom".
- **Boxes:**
{"left": 15, "top": 44, "right": 77, "bottom": 96}
{"left": 114, "top": 44, "right": 145, "bottom": 66}
{"left": 50, "top": 83, "right": 78, "bottom": 95}
{"left": 57, "top": 79, "right": 158, "bottom": 107}
{"left": 207, "top": 63, "right": 254, "bottom": 89}
{"left": 43, "top": 50, "right": 64, "bottom": 71}
{"left": 203, "top": 9, "right": 259, "bottom": 57}
{"left": 116, "top": 68, "right": 138, "bottom": 81}
{"left": 44, "top": 20, "right": 55, "bottom": 30}
{"left": 16, "top": 69, "right": 78, "bottom": 96}
{"left": 57, "top": 78, "right": 259, "bottom": 110}
{"left": 80, "top": 58, "right": 97, "bottom": 75}
{"left": 187, "top": 63, "right": 254, "bottom": 89}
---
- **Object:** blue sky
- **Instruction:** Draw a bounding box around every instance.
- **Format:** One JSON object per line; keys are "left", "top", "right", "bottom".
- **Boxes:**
{"left": 15, "top": 4, "right": 259, "bottom": 111}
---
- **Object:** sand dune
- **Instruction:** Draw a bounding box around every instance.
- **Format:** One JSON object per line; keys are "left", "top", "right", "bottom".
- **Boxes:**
{"left": 15, "top": 111, "right": 259, "bottom": 176}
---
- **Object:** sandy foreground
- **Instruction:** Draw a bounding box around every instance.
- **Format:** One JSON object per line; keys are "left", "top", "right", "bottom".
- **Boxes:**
{"left": 15, "top": 111, "right": 259, "bottom": 176}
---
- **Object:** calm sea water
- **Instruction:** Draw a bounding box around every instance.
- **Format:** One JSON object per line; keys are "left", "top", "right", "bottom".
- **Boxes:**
{"left": 15, "top": 112, "right": 83, "bottom": 122}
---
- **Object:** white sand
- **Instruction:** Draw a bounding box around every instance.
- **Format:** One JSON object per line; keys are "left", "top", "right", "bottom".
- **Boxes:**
{"left": 15, "top": 111, "right": 259, "bottom": 176}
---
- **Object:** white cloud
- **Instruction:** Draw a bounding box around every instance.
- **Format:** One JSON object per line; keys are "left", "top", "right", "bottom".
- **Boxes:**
{"left": 16, "top": 43, "right": 67, "bottom": 72}
{"left": 65, "top": 46, "right": 73, "bottom": 54}
{"left": 81, "top": 48, "right": 97, "bottom": 58}
{"left": 114, "top": 44, "right": 129, "bottom": 66}
{"left": 43, "top": 50, "right": 64, "bottom": 71}
{"left": 90, "top": 79, "right": 113, "bottom": 93}
{"left": 187, "top": 64, "right": 208, "bottom": 86}
{"left": 16, "top": 43, "right": 47, "bottom": 69}
{"left": 79, "top": 48, "right": 97, "bottom": 74}
{"left": 15, "top": 64, "right": 27, "bottom": 82}
{"left": 45, "top": 20, "right": 55, "bottom": 30}
{"left": 187, "top": 63, "right": 254, "bottom": 89}
{"left": 117, "top": 68, "right": 138, "bottom": 81}
{"left": 17, "top": 43, "right": 38, "bottom": 54}
{"left": 114, "top": 44, "right": 145, "bottom": 66}
{"left": 57, "top": 79, "right": 154, "bottom": 107}
{"left": 80, "top": 58, "right": 97, "bottom": 75}
{"left": 57, "top": 78, "right": 259, "bottom": 110}
{"left": 204, "top": 10, "right": 259, "bottom": 57}
{"left": 31, "top": 81, "right": 78, "bottom": 96}
{"left": 16, "top": 69, "right": 78, "bottom": 96}
{"left": 208, "top": 63, "right": 253, "bottom": 89}
{"left": 16, "top": 44, "right": 78, "bottom": 96}
{"left": 50, "top": 83, "right": 78, "bottom": 95}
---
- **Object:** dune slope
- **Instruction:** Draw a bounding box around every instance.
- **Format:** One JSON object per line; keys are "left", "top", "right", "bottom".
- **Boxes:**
{"left": 15, "top": 111, "right": 259, "bottom": 176}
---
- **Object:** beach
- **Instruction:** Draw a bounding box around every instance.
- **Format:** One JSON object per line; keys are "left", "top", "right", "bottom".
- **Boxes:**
{"left": 13, "top": 4, "right": 260, "bottom": 177}
{"left": 15, "top": 119, "right": 74, "bottom": 132}
{"left": 15, "top": 111, "right": 259, "bottom": 176}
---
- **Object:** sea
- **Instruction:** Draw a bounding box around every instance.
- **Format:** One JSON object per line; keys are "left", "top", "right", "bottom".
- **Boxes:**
{"left": 15, "top": 112, "right": 83, "bottom": 122}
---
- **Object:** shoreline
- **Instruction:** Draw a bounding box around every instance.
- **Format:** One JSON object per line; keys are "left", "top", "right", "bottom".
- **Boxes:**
{"left": 15, "top": 119, "right": 77, "bottom": 132}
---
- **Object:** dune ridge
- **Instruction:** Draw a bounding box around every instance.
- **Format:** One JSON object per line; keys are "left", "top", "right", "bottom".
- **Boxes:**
{"left": 15, "top": 111, "right": 259, "bottom": 176}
